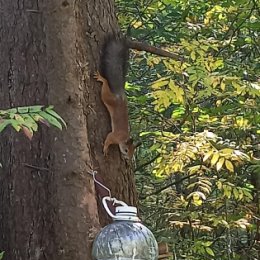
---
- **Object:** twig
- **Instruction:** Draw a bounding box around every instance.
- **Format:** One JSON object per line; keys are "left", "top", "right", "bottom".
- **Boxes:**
{"left": 26, "top": 9, "right": 41, "bottom": 13}
{"left": 140, "top": 173, "right": 197, "bottom": 199}
{"left": 23, "top": 163, "right": 49, "bottom": 171}
{"left": 134, "top": 154, "right": 160, "bottom": 172}
{"left": 126, "top": 39, "right": 184, "bottom": 61}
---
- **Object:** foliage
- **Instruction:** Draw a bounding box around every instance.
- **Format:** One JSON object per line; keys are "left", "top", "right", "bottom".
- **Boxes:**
{"left": 0, "top": 105, "right": 66, "bottom": 140}
{"left": 0, "top": 105, "right": 66, "bottom": 171}
{"left": 117, "top": 0, "right": 260, "bottom": 259}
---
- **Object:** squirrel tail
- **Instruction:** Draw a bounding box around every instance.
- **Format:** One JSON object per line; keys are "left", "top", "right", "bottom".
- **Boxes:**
{"left": 100, "top": 36, "right": 129, "bottom": 94}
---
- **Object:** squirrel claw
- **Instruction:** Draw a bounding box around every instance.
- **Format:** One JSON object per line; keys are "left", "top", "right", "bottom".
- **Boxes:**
{"left": 94, "top": 71, "right": 102, "bottom": 81}
{"left": 103, "top": 142, "right": 108, "bottom": 157}
{"left": 103, "top": 148, "right": 108, "bottom": 157}
{"left": 93, "top": 71, "right": 99, "bottom": 77}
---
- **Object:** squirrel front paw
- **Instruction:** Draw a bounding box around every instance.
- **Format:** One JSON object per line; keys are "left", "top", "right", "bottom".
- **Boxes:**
{"left": 102, "top": 141, "right": 109, "bottom": 157}
{"left": 94, "top": 71, "right": 105, "bottom": 82}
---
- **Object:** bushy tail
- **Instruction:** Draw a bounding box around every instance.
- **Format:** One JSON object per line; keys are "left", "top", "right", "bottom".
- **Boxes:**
{"left": 100, "top": 37, "right": 129, "bottom": 95}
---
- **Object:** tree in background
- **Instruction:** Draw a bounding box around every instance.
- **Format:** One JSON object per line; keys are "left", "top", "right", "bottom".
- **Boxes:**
{"left": 0, "top": 1, "right": 137, "bottom": 259}
{"left": 116, "top": 0, "right": 260, "bottom": 259}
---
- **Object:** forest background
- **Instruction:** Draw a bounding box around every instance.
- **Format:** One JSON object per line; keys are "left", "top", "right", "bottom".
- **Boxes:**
{"left": 118, "top": 0, "right": 260, "bottom": 259}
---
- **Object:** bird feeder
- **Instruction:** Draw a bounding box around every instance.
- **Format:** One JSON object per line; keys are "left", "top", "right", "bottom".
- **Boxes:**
{"left": 92, "top": 196, "right": 158, "bottom": 260}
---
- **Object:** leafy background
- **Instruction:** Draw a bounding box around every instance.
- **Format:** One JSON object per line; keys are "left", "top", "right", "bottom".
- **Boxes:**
{"left": 116, "top": 0, "right": 260, "bottom": 259}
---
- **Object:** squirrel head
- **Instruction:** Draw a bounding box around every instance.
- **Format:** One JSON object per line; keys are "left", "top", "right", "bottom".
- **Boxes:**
{"left": 119, "top": 138, "right": 137, "bottom": 160}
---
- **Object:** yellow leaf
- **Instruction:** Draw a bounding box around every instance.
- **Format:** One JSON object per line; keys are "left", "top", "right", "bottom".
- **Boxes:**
{"left": 216, "top": 181, "right": 222, "bottom": 190}
{"left": 221, "top": 116, "right": 228, "bottom": 124}
{"left": 174, "top": 86, "right": 185, "bottom": 103}
{"left": 152, "top": 57, "right": 161, "bottom": 65}
{"left": 203, "top": 150, "right": 213, "bottom": 162}
{"left": 172, "top": 161, "right": 183, "bottom": 172}
{"left": 220, "top": 81, "right": 226, "bottom": 91}
{"left": 223, "top": 186, "right": 232, "bottom": 198}
{"left": 191, "top": 193, "right": 203, "bottom": 206}
{"left": 221, "top": 148, "right": 233, "bottom": 155}
{"left": 212, "top": 77, "right": 219, "bottom": 88}
{"left": 186, "top": 151, "right": 196, "bottom": 160}
{"left": 204, "top": 17, "right": 210, "bottom": 25}
{"left": 233, "top": 188, "right": 239, "bottom": 200}
{"left": 216, "top": 100, "right": 222, "bottom": 107}
{"left": 191, "top": 51, "right": 196, "bottom": 61}
{"left": 225, "top": 160, "right": 234, "bottom": 172}
{"left": 151, "top": 80, "right": 168, "bottom": 89}
{"left": 131, "top": 20, "right": 143, "bottom": 28}
{"left": 216, "top": 157, "right": 225, "bottom": 171}
{"left": 200, "top": 186, "right": 211, "bottom": 195}
{"left": 211, "top": 152, "right": 219, "bottom": 166}
{"left": 205, "top": 62, "right": 211, "bottom": 72}
{"left": 152, "top": 90, "right": 171, "bottom": 109}
{"left": 220, "top": 148, "right": 234, "bottom": 158}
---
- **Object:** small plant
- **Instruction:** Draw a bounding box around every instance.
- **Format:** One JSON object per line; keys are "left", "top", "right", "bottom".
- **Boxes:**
{"left": 0, "top": 105, "right": 66, "bottom": 139}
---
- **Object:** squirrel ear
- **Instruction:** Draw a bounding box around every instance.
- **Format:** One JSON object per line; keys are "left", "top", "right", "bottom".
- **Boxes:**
{"left": 126, "top": 138, "right": 133, "bottom": 145}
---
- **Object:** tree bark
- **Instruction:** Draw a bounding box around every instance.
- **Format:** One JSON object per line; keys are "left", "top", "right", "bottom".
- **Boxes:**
{"left": 0, "top": 1, "right": 137, "bottom": 259}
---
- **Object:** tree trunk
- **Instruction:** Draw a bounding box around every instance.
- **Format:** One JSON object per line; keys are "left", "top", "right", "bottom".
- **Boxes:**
{"left": 0, "top": 1, "right": 137, "bottom": 259}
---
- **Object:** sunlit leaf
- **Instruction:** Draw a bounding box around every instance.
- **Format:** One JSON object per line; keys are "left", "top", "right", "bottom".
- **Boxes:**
{"left": 216, "top": 157, "right": 225, "bottom": 171}
{"left": 211, "top": 152, "right": 220, "bottom": 166}
{"left": 225, "top": 160, "right": 234, "bottom": 172}
{"left": 205, "top": 247, "right": 215, "bottom": 256}
{"left": 203, "top": 150, "right": 213, "bottom": 162}
{"left": 151, "top": 80, "right": 169, "bottom": 89}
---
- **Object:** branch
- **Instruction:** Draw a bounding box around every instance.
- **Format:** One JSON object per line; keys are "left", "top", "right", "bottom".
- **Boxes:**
{"left": 126, "top": 39, "right": 184, "bottom": 61}
{"left": 140, "top": 173, "right": 197, "bottom": 199}
{"left": 134, "top": 154, "right": 160, "bottom": 172}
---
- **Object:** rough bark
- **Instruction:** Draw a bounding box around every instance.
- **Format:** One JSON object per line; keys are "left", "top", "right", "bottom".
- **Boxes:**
{"left": 0, "top": 0, "right": 137, "bottom": 259}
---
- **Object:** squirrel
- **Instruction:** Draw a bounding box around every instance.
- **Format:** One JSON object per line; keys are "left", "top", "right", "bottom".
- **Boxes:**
{"left": 94, "top": 37, "right": 136, "bottom": 160}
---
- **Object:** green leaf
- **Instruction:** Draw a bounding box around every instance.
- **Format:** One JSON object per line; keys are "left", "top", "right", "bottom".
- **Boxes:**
{"left": 5, "top": 108, "right": 17, "bottom": 114}
{"left": 191, "top": 51, "right": 196, "bottom": 61}
{"left": 17, "top": 107, "right": 30, "bottom": 113}
{"left": 233, "top": 188, "right": 239, "bottom": 200}
{"left": 45, "top": 107, "right": 66, "bottom": 127}
{"left": 39, "top": 111, "right": 63, "bottom": 130}
{"left": 27, "top": 105, "right": 44, "bottom": 113}
{"left": 0, "top": 110, "right": 8, "bottom": 116}
{"left": 0, "top": 120, "right": 12, "bottom": 132}
{"left": 11, "top": 120, "right": 22, "bottom": 132}
{"left": 205, "top": 247, "right": 214, "bottom": 256}
{"left": 23, "top": 115, "right": 38, "bottom": 132}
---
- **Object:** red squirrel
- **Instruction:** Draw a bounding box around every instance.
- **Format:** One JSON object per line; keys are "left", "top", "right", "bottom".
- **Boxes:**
{"left": 94, "top": 38, "right": 136, "bottom": 159}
